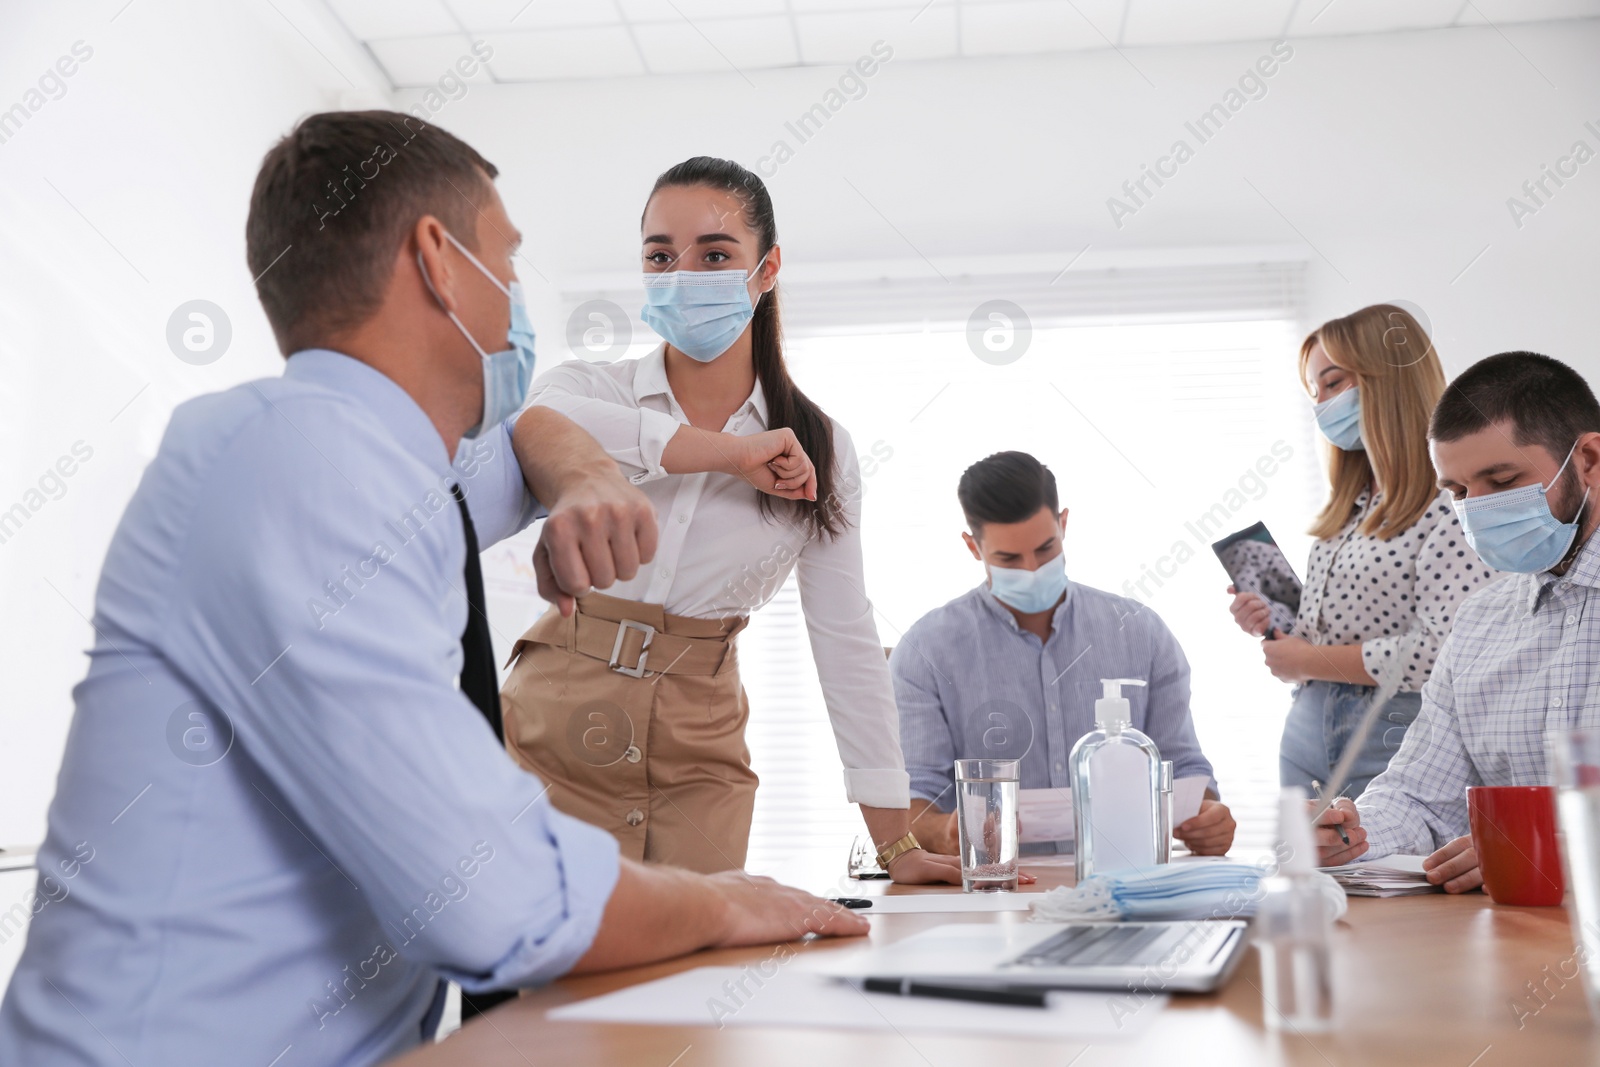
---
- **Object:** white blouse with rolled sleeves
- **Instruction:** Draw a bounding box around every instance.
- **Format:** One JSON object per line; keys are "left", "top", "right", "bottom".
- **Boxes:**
{"left": 527, "top": 345, "right": 910, "bottom": 808}
{"left": 1287, "top": 488, "right": 1501, "bottom": 693}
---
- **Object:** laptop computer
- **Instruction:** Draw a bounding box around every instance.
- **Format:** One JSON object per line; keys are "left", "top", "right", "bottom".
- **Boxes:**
{"left": 821, "top": 919, "right": 1249, "bottom": 993}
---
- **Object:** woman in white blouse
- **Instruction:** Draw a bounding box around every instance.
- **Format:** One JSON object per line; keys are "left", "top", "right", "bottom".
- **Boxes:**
{"left": 499, "top": 156, "right": 959, "bottom": 885}
{"left": 1226, "top": 304, "right": 1498, "bottom": 797}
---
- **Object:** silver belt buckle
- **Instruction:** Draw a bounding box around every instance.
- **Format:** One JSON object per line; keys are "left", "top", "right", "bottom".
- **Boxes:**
{"left": 609, "top": 619, "right": 655, "bottom": 678}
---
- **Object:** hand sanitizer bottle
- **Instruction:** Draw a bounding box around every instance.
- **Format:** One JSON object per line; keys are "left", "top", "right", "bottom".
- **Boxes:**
{"left": 1070, "top": 678, "right": 1160, "bottom": 881}
{"left": 1257, "top": 786, "right": 1334, "bottom": 1032}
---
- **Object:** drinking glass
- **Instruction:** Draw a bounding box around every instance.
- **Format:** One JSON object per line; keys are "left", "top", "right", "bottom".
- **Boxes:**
{"left": 954, "top": 758, "right": 1019, "bottom": 892}
{"left": 1548, "top": 726, "right": 1600, "bottom": 1021}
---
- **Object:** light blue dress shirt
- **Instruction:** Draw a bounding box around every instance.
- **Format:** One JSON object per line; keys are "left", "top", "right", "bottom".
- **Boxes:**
{"left": 891, "top": 581, "right": 1217, "bottom": 853}
{"left": 0, "top": 350, "right": 621, "bottom": 1067}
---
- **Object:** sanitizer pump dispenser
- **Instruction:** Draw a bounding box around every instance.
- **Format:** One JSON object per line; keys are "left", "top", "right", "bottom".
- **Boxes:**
{"left": 1070, "top": 678, "right": 1161, "bottom": 881}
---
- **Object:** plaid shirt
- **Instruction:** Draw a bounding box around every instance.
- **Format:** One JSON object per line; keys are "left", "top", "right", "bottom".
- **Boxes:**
{"left": 1358, "top": 531, "right": 1600, "bottom": 858}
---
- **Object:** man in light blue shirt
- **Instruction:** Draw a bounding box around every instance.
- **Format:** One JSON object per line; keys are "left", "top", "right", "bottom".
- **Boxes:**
{"left": 0, "top": 111, "right": 864, "bottom": 1067}
{"left": 892, "top": 451, "right": 1235, "bottom": 857}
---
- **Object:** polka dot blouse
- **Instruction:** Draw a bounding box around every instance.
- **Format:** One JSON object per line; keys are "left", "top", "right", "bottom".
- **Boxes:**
{"left": 1289, "top": 488, "right": 1501, "bottom": 693}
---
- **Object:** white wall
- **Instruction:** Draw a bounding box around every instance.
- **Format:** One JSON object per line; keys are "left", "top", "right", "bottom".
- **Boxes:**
{"left": 0, "top": 0, "right": 388, "bottom": 846}
{"left": 415, "top": 18, "right": 1600, "bottom": 378}
{"left": 3, "top": 6, "right": 1597, "bottom": 848}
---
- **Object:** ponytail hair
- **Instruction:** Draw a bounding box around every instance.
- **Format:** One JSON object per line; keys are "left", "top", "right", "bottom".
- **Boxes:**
{"left": 646, "top": 156, "right": 843, "bottom": 540}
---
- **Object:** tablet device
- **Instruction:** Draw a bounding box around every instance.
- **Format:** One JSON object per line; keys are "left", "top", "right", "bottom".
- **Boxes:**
{"left": 1212, "top": 521, "right": 1302, "bottom": 636}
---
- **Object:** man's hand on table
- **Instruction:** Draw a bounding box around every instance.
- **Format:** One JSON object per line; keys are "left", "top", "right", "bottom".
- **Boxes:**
{"left": 1176, "top": 798, "right": 1236, "bottom": 856}
{"left": 707, "top": 871, "right": 870, "bottom": 946}
{"left": 1312, "top": 797, "right": 1369, "bottom": 866}
{"left": 1421, "top": 835, "right": 1483, "bottom": 894}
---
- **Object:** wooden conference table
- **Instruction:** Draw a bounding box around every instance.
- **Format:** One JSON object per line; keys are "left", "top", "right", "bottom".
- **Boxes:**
{"left": 390, "top": 854, "right": 1600, "bottom": 1067}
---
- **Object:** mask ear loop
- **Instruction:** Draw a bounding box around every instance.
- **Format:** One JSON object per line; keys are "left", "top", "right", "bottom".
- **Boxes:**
{"left": 417, "top": 248, "right": 491, "bottom": 361}
{"left": 747, "top": 249, "right": 772, "bottom": 313}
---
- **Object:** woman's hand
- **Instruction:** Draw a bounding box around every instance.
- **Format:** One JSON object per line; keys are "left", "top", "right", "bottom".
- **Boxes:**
{"left": 730, "top": 428, "right": 817, "bottom": 501}
{"left": 1261, "top": 634, "right": 1319, "bottom": 683}
{"left": 1226, "top": 584, "right": 1271, "bottom": 637}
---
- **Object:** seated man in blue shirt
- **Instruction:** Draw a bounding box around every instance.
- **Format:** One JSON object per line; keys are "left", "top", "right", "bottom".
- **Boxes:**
{"left": 1316, "top": 352, "right": 1600, "bottom": 892}
{"left": 892, "top": 451, "right": 1236, "bottom": 856}
{"left": 0, "top": 111, "right": 864, "bottom": 1067}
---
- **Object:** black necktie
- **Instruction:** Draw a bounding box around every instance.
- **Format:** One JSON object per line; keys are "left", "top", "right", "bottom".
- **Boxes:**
{"left": 452, "top": 486, "right": 503, "bottom": 741}
{"left": 452, "top": 485, "right": 516, "bottom": 1019}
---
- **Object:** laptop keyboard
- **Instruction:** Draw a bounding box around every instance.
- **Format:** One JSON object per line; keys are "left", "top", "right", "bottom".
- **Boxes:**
{"left": 1009, "top": 923, "right": 1191, "bottom": 969}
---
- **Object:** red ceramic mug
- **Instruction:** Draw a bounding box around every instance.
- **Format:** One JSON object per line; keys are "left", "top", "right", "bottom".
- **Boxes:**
{"left": 1466, "top": 785, "right": 1566, "bottom": 906}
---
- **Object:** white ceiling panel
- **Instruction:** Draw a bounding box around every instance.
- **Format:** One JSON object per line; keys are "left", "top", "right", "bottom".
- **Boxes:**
{"left": 326, "top": 0, "right": 458, "bottom": 40}
{"left": 481, "top": 25, "right": 645, "bottom": 80}
{"left": 1122, "top": 0, "right": 1297, "bottom": 46}
{"left": 621, "top": 0, "right": 789, "bottom": 18}
{"left": 961, "top": 1, "right": 1110, "bottom": 55}
{"left": 796, "top": 4, "right": 959, "bottom": 64}
{"left": 444, "top": 0, "right": 622, "bottom": 31}
{"left": 325, "top": 0, "right": 1599, "bottom": 87}
{"left": 632, "top": 15, "right": 799, "bottom": 76}
{"left": 367, "top": 33, "right": 483, "bottom": 86}
{"left": 1285, "top": 0, "right": 1464, "bottom": 37}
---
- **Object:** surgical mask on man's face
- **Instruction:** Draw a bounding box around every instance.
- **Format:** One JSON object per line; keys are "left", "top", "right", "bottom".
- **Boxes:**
{"left": 417, "top": 231, "right": 537, "bottom": 438}
{"left": 1454, "top": 440, "right": 1590, "bottom": 573}
{"left": 988, "top": 551, "right": 1068, "bottom": 614}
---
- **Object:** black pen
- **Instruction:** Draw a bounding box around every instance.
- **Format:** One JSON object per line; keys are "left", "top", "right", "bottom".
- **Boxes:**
{"left": 859, "top": 977, "right": 1050, "bottom": 1008}
{"left": 833, "top": 898, "right": 874, "bottom": 909}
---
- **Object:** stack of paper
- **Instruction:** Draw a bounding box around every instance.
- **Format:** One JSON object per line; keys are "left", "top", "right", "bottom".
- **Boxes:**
{"left": 1318, "top": 854, "right": 1442, "bottom": 897}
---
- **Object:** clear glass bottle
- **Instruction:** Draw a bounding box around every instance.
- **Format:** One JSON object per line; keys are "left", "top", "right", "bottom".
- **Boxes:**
{"left": 1257, "top": 786, "right": 1334, "bottom": 1032}
{"left": 1070, "top": 678, "right": 1160, "bottom": 881}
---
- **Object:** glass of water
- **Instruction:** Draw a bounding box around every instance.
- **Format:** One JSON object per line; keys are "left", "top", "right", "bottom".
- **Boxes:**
{"left": 1549, "top": 725, "right": 1600, "bottom": 1021}
{"left": 954, "top": 758, "right": 1019, "bottom": 892}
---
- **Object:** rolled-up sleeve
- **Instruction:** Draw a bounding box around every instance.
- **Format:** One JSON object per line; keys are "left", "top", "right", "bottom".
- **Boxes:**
{"left": 796, "top": 427, "right": 910, "bottom": 808}
{"left": 529, "top": 362, "right": 679, "bottom": 485}
{"left": 165, "top": 402, "right": 619, "bottom": 990}
{"left": 1360, "top": 507, "right": 1498, "bottom": 693}
{"left": 454, "top": 415, "right": 545, "bottom": 547}
{"left": 1356, "top": 645, "right": 1476, "bottom": 859}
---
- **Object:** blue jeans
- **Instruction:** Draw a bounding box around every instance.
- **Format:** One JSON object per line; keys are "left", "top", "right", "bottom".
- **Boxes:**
{"left": 1279, "top": 680, "right": 1423, "bottom": 799}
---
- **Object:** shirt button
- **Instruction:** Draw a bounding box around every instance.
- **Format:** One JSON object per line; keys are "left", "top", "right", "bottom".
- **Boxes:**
{"left": 677, "top": 514, "right": 687, "bottom": 524}
{"left": 625, "top": 808, "right": 645, "bottom": 826}
{"left": 1562, "top": 581, "right": 1573, "bottom": 590}
{"left": 1568, "top": 615, "right": 1578, "bottom": 624}
{"left": 624, "top": 745, "right": 642, "bottom": 763}
{"left": 1055, "top": 762, "right": 1064, "bottom": 772}
{"left": 659, "top": 568, "right": 670, "bottom": 579}
{"left": 1553, "top": 698, "right": 1564, "bottom": 708}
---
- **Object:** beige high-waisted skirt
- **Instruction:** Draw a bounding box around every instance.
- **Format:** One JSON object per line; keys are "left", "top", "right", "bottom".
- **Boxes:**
{"left": 500, "top": 592, "right": 756, "bottom": 873}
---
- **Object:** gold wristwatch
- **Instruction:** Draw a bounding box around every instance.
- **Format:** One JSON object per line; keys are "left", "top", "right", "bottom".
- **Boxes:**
{"left": 875, "top": 832, "right": 922, "bottom": 870}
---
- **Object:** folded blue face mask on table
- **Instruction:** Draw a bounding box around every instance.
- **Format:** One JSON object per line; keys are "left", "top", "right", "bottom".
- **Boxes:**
{"left": 1028, "top": 858, "right": 1347, "bottom": 924}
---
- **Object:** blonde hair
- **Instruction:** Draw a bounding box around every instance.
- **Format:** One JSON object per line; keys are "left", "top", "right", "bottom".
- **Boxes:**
{"left": 1300, "top": 304, "right": 1445, "bottom": 539}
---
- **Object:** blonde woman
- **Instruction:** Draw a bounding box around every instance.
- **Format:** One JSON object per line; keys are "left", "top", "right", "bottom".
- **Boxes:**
{"left": 1225, "top": 304, "right": 1498, "bottom": 797}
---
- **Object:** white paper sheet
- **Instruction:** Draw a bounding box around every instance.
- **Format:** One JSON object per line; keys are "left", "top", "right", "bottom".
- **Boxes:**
{"left": 550, "top": 965, "right": 1164, "bottom": 1039}
{"left": 1173, "top": 776, "right": 1209, "bottom": 825}
{"left": 828, "top": 891, "right": 1041, "bottom": 913}
{"left": 1017, "top": 787, "right": 1074, "bottom": 843}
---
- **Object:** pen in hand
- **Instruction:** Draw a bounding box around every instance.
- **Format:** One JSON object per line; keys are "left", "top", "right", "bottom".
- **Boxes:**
{"left": 1312, "top": 779, "right": 1351, "bottom": 846}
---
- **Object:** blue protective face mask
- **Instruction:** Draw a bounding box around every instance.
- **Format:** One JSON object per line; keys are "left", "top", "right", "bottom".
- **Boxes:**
{"left": 1313, "top": 385, "right": 1364, "bottom": 451}
{"left": 418, "top": 232, "right": 537, "bottom": 438}
{"left": 640, "top": 252, "right": 769, "bottom": 363}
{"left": 988, "top": 551, "right": 1068, "bottom": 615}
{"left": 1454, "top": 440, "right": 1590, "bottom": 573}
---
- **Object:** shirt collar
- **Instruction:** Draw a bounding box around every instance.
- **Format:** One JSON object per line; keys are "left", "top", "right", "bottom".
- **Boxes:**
{"left": 1530, "top": 530, "right": 1600, "bottom": 609}
{"left": 283, "top": 349, "right": 452, "bottom": 475}
{"left": 634, "top": 343, "right": 769, "bottom": 427}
